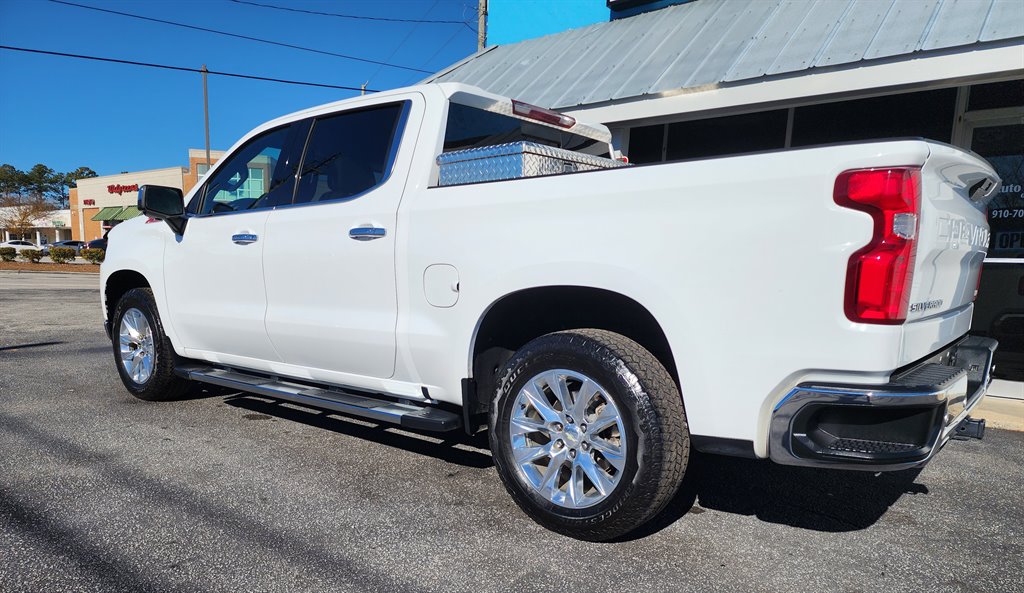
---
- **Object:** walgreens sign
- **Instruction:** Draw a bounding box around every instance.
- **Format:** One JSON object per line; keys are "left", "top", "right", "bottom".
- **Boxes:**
{"left": 107, "top": 184, "right": 139, "bottom": 195}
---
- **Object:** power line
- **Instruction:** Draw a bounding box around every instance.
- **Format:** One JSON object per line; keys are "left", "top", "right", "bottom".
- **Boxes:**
{"left": 367, "top": 0, "right": 440, "bottom": 85}
{"left": 0, "top": 45, "right": 381, "bottom": 92}
{"left": 227, "top": 0, "right": 477, "bottom": 31}
{"left": 422, "top": 20, "right": 466, "bottom": 70}
{"left": 47, "top": 0, "right": 433, "bottom": 74}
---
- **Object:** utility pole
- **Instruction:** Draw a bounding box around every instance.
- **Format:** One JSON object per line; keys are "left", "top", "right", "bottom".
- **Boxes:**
{"left": 477, "top": 0, "right": 487, "bottom": 52}
{"left": 201, "top": 64, "right": 211, "bottom": 170}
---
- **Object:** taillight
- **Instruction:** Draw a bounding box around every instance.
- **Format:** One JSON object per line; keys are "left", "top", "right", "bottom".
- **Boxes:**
{"left": 834, "top": 167, "right": 921, "bottom": 324}
{"left": 511, "top": 99, "right": 575, "bottom": 129}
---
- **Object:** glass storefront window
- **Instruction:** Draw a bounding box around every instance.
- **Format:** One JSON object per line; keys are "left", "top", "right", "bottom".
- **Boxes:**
{"left": 666, "top": 110, "right": 787, "bottom": 161}
{"left": 972, "top": 123, "right": 1024, "bottom": 259}
{"left": 626, "top": 124, "right": 665, "bottom": 164}
{"left": 791, "top": 88, "right": 957, "bottom": 147}
{"left": 968, "top": 80, "right": 1024, "bottom": 112}
{"left": 965, "top": 82, "right": 1023, "bottom": 379}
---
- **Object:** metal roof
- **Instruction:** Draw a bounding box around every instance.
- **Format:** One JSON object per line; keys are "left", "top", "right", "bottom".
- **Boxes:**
{"left": 428, "top": 0, "right": 1024, "bottom": 110}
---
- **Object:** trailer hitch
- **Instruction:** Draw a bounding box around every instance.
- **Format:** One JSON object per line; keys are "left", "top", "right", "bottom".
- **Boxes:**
{"left": 952, "top": 416, "right": 985, "bottom": 440}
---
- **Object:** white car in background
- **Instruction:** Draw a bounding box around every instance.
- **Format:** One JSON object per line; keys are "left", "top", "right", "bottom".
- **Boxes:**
{"left": 41, "top": 240, "right": 87, "bottom": 256}
{"left": 0, "top": 240, "right": 40, "bottom": 252}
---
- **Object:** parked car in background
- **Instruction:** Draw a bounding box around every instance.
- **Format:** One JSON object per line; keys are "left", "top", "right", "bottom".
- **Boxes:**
{"left": 41, "top": 240, "right": 86, "bottom": 256}
{"left": 0, "top": 240, "right": 40, "bottom": 252}
{"left": 87, "top": 237, "right": 107, "bottom": 251}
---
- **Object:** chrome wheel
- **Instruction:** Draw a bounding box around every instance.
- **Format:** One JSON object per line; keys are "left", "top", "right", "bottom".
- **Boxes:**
{"left": 118, "top": 307, "right": 155, "bottom": 384}
{"left": 508, "top": 369, "right": 627, "bottom": 509}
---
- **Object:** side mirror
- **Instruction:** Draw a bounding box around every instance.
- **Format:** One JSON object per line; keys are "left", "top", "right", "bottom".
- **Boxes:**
{"left": 139, "top": 185, "right": 186, "bottom": 235}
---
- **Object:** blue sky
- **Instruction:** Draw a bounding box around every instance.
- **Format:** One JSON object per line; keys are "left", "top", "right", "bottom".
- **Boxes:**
{"left": 0, "top": 0, "right": 480, "bottom": 176}
{"left": 488, "top": 0, "right": 606, "bottom": 45}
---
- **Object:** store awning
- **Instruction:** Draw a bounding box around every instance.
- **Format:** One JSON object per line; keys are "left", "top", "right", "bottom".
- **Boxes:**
{"left": 91, "top": 207, "right": 124, "bottom": 221}
{"left": 112, "top": 206, "right": 142, "bottom": 221}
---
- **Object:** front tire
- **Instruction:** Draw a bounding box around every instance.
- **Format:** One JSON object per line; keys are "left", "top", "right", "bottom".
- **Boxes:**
{"left": 111, "top": 287, "right": 191, "bottom": 401}
{"left": 489, "top": 329, "right": 689, "bottom": 541}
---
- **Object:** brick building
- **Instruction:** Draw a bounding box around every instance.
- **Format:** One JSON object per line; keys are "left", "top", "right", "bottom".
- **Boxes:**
{"left": 69, "top": 149, "right": 224, "bottom": 242}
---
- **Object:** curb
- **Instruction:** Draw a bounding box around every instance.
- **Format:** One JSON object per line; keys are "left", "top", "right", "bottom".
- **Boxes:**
{"left": 0, "top": 268, "right": 100, "bottom": 275}
{"left": 973, "top": 394, "right": 1024, "bottom": 432}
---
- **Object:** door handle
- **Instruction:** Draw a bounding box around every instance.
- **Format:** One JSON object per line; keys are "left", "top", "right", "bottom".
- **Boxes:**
{"left": 232, "top": 233, "right": 258, "bottom": 244}
{"left": 349, "top": 227, "right": 386, "bottom": 241}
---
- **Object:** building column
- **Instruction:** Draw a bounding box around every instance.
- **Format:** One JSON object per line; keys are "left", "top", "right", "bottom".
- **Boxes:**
{"left": 3, "top": 230, "right": 9, "bottom": 242}
{"left": 35, "top": 230, "right": 42, "bottom": 245}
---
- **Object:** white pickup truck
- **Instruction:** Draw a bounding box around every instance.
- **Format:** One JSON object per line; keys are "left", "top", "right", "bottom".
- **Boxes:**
{"left": 101, "top": 82, "right": 999, "bottom": 541}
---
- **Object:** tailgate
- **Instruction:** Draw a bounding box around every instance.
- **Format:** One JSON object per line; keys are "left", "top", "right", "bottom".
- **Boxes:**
{"left": 902, "top": 143, "right": 1000, "bottom": 359}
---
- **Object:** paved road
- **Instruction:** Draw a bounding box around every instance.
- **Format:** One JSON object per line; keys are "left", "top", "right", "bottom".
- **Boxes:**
{"left": 1, "top": 274, "right": 1021, "bottom": 593}
{"left": 0, "top": 270, "right": 99, "bottom": 290}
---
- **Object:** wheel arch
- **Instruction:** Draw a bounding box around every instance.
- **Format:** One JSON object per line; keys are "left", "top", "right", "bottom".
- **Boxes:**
{"left": 104, "top": 269, "right": 151, "bottom": 324}
{"left": 465, "top": 286, "right": 680, "bottom": 428}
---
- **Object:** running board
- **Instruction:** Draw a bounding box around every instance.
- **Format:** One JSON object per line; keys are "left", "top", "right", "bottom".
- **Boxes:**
{"left": 177, "top": 365, "right": 461, "bottom": 432}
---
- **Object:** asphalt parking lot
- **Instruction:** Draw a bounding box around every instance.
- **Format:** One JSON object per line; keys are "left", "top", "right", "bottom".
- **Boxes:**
{"left": 1, "top": 270, "right": 1022, "bottom": 593}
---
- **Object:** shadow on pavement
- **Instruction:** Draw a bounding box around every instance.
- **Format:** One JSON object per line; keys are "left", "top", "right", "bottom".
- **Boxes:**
{"left": 221, "top": 393, "right": 928, "bottom": 535}
{"left": 219, "top": 393, "right": 927, "bottom": 537}
{"left": 0, "top": 413, "right": 429, "bottom": 593}
{"left": 222, "top": 394, "right": 494, "bottom": 469}
{"left": 624, "top": 450, "right": 927, "bottom": 540}
{"left": 0, "top": 488, "right": 191, "bottom": 593}
{"left": 0, "top": 341, "right": 65, "bottom": 352}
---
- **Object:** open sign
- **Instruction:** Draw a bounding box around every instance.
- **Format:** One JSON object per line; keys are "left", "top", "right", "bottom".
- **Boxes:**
{"left": 995, "top": 231, "right": 1024, "bottom": 251}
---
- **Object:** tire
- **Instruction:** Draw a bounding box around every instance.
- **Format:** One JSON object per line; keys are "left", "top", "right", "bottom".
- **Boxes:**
{"left": 111, "top": 287, "right": 191, "bottom": 401}
{"left": 489, "top": 329, "right": 689, "bottom": 541}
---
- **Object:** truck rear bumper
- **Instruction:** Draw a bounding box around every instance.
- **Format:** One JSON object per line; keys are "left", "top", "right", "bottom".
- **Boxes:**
{"left": 769, "top": 335, "right": 998, "bottom": 471}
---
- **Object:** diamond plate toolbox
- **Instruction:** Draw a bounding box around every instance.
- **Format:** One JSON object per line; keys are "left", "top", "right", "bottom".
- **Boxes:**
{"left": 436, "top": 141, "right": 628, "bottom": 186}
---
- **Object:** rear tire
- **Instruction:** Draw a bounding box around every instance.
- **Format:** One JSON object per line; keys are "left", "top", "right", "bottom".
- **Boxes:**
{"left": 489, "top": 329, "right": 689, "bottom": 541}
{"left": 111, "top": 287, "right": 191, "bottom": 401}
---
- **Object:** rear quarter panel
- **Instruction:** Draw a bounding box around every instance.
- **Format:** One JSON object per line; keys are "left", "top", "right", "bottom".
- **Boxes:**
{"left": 400, "top": 140, "right": 945, "bottom": 455}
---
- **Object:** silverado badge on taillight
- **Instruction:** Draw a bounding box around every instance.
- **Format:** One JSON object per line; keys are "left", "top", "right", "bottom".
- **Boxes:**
{"left": 834, "top": 167, "right": 921, "bottom": 324}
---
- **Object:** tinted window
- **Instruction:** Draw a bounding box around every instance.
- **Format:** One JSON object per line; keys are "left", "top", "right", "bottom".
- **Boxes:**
{"left": 792, "top": 88, "right": 956, "bottom": 147}
{"left": 198, "top": 124, "right": 301, "bottom": 215}
{"left": 293, "top": 103, "right": 405, "bottom": 204}
{"left": 972, "top": 123, "right": 1024, "bottom": 258}
{"left": 968, "top": 79, "right": 1024, "bottom": 111}
{"left": 628, "top": 124, "right": 665, "bottom": 164}
{"left": 443, "top": 102, "right": 604, "bottom": 155}
{"left": 666, "top": 110, "right": 787, "bottom": 161}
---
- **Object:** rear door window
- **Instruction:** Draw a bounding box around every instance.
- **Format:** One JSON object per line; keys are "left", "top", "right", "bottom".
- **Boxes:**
{"left": 293, "top": 102, "right": 407, "bottom": 205}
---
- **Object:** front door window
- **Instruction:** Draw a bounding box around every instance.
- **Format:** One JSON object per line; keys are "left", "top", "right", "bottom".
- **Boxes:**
{"left": 198, "top": 124, "right": 300, "bottom": 215}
